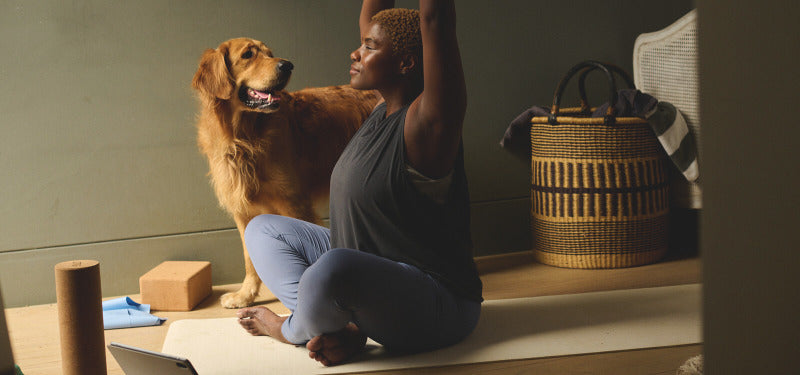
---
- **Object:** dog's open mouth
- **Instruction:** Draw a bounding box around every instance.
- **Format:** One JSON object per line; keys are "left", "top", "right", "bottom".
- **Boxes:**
{"left": 239, "top": 86, "right": 281, "bottom": 110}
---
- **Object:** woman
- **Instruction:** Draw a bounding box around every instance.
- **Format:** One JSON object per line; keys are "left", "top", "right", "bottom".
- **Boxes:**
{"left": 236, "top": 0, "right": 481, "bottom": 366}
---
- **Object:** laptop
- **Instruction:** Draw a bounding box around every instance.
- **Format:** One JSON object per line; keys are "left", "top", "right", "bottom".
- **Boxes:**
{"left": 108, "top": 342, "right": 198, "bottom": 375}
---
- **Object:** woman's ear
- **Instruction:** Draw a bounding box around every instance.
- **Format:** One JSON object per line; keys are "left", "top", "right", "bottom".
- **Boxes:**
{"left": 192, "top": 48, "right": 233, "bottom": 100}
{"left": 399, "top": 53, "right": 418, "bottom": 76}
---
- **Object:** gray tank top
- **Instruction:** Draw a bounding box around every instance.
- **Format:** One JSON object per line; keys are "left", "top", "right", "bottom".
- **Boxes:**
{"left": 329, "top": 102, "right": 483, "bottom": 302}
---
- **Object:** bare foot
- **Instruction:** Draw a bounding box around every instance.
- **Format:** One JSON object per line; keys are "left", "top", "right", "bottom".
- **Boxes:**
{"left": 306, "top": 323, "right": 367, "bottom": 366}
{"left": 236, "top": 306, "right": 290, "bottom": 343}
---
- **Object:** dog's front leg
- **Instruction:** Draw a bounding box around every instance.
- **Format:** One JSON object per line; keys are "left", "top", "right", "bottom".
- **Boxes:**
{"left": 220, "top": 216, "right": 263, "bottom": 309}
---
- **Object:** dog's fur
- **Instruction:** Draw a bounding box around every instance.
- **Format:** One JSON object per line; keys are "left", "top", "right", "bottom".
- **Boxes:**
{"left": 192, "top": 38, "right": 379, "bottom": 308}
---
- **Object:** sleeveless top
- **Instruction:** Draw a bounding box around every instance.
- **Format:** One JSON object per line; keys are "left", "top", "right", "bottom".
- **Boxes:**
{"left": 329, "top": 102, "right": 483, "bottom": 302}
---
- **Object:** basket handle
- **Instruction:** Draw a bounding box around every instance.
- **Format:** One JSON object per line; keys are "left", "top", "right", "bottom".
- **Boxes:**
{"left": 549, "top": 60, "right": 618, "bottom": 125}
{"left": 577, "top": 63, "right": 635, "bottom": 115}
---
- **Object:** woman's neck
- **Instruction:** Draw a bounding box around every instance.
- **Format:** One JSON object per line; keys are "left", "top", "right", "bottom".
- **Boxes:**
{"left": 380, "top": 84, "right": 422, "bottom": 116}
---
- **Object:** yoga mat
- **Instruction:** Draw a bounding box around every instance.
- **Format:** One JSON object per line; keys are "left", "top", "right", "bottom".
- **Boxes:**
{"left": 162, "top": 284, "right": 701, "bottom": 374}
{"left": 55, "top": 260, "right": 107, "bottom": 375}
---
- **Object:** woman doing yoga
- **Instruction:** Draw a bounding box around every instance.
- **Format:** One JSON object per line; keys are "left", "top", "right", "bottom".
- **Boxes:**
{"left": 236, "top": 0, "right": 482, "bottom": 366}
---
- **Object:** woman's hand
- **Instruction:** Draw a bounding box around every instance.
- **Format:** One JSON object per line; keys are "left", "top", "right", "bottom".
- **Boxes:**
{"left": 360, "top": 0, "right": 395, "bottom": 38}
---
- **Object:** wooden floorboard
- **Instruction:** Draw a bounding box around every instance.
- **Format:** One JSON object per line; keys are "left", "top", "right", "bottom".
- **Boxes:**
{"left": 5, "top": 251, "right": 702, "bottom": 374}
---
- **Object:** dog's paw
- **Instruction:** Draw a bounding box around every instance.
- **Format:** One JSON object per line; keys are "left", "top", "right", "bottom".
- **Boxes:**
{"left": 220, "top": 291, "right": 255, "bottom": 309}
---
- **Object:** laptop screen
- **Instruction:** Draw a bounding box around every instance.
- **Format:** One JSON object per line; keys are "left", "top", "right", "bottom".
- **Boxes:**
{"left": 108, "top": 342, "right": 198, "bottom": 375}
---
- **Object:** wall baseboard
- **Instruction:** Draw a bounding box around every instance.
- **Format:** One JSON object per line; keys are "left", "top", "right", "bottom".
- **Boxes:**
{"left": 0, "top": 199, "right": 530, "bottom": 308}
{"left": 1, "top": 229, "right": 244, "bottom": 308}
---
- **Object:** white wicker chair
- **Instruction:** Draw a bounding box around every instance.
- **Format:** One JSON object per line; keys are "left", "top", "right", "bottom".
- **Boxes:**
{"left": 633, "top": 9, "right": 701, "bottom": 209}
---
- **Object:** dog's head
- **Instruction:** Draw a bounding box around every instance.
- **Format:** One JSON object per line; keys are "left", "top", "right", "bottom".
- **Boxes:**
{"left": 192, "top": 38, "right": 293, "bottom": 114}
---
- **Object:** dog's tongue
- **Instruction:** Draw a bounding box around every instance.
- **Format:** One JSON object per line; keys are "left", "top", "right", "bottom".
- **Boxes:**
{"left": 250, "top": 89, "right": 271, "bottom": 100}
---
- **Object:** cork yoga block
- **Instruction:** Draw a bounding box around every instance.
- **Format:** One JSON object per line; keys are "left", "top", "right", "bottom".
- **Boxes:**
{"left": 139, "top": 261, "right": 212, "bottom": 311}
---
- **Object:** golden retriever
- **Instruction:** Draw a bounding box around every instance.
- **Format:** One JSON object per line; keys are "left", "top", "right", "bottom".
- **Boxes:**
{"left": 192, "top": 37, "right": 379, "bottom": 308}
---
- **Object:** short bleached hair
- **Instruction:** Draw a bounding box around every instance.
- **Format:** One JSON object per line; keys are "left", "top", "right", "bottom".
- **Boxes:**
{"left": 372, "top": 8, "right": 421, "bottom": 57}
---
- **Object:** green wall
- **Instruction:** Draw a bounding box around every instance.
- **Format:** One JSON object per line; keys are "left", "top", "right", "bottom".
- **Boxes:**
{"left": 0, "top": 1, "right": 692, "bottom": 307}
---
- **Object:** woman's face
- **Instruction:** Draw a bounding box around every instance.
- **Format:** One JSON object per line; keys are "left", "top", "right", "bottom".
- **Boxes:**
{"left": 349, "top": 22, "right": 400, "bottom": 90}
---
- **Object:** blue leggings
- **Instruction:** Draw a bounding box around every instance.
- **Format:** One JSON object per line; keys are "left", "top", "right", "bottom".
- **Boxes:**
{"left": 243, "top": 214, "right": 481, "bottom": 351}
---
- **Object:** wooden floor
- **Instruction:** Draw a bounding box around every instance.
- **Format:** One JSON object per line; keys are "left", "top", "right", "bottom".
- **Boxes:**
{"left": 5, "top": 250, "right": 702, "bottom": 374}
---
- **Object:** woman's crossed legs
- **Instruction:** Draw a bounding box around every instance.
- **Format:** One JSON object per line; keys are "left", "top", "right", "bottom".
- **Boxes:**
{"left": 237, "top": 214, "right": 480, "bottom": 365}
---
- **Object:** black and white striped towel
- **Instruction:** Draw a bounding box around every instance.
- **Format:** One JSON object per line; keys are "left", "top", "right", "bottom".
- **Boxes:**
{"left": 646, "top": 102, "right": 699, "bottom": 182}
{"left": 592, "top": 89, "right": 699, "bottom": 182}
{"left": 501, "top": 89, "right": 699, "bottom": 182}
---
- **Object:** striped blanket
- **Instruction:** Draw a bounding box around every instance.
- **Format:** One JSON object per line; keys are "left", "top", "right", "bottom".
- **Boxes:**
{"left": 501, "top": 89, "right": 699, "bottom": 182}
{"left": 646, "top": 102, "right": 699, "bottom": 182}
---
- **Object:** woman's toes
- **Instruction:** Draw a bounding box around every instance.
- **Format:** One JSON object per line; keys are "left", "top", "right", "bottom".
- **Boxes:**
{"left": 235, "top": 306, "right": 275, "bottom": 336}
{"left": 305, "top": 327, "right": 366, "bottom": 366}
{"left": 238, "top": 320, "right": 261, "bottom": 336}
{"left": 236, "top": 306, "right": 261, "bottom": 319}
{"left": 321, "top": 346, "right": 349, "bottom": 363}
{"left": 321, "top": 334, "right": 343, "bottom": 349}
{"left": 307, "top": 336, "right": 324, "bottom": 352}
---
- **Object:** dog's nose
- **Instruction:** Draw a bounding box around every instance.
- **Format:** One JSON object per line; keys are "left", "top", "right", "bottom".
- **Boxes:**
{"left": 277, "top": 60, "right": 294, "bottom": 72}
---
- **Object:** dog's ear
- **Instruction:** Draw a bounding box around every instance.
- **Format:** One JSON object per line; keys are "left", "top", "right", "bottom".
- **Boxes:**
{"left": 192, "top": 48, "right": 233, "bottom": 100}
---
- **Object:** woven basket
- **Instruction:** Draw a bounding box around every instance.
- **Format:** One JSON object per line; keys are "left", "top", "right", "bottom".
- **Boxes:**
{"left": 530, "top": 61, "right": 670, "bottom": 269}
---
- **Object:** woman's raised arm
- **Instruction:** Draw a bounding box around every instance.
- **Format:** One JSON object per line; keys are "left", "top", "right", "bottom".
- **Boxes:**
{"left": 406, "top": 0, "right": 467, "bottom": 178}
